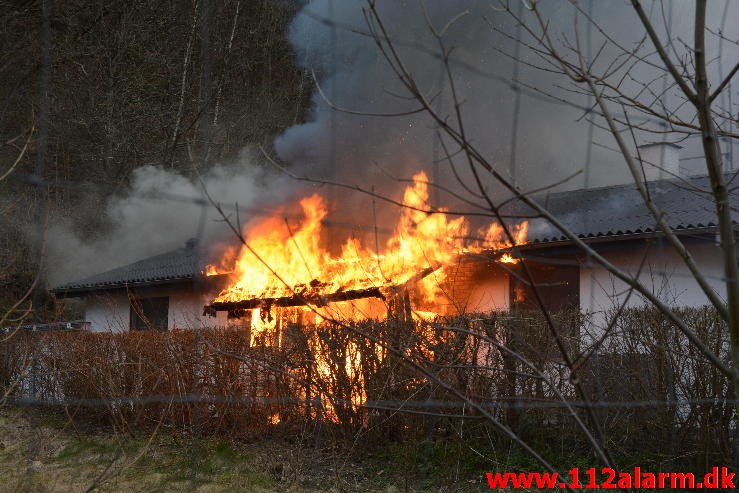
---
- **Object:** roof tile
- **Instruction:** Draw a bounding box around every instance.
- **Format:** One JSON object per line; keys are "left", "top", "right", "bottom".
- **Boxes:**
{"left": 52, "top": 245, "right": 202, "bottom": 293}
{"left": 518, "top": 174, "right": 734, "bottom": 244}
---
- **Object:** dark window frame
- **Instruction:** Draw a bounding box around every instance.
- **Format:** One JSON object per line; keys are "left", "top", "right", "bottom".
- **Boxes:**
{"left": 130, "top": 296, "right": 169, "bottom": 331}
{"left": 509, "top": 259, "right": 580, "bottom": 313}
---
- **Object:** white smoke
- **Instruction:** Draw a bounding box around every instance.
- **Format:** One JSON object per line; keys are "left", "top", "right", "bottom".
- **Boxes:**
{"left": 47, "top": 150, "right": 293, "bottom": 285}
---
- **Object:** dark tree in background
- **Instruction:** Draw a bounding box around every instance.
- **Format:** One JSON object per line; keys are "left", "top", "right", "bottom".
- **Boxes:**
{"left": 0, "top": 0, "right": 311, "bottom": 315}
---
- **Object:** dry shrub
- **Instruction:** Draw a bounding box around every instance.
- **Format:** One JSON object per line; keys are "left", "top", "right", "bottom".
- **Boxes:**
{"left": 581, "top": 306, "right": 731, "bottom": 467}
{"left": 0, "top": 307, "right": 732, "bottom": 468}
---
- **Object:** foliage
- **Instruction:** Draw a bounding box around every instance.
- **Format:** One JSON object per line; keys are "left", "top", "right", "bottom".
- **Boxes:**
{"left": 0, "top": 0, "right": 311, "bottom": 315}
{"left": 0, "top": 307, "right": 731, "bottom": 471}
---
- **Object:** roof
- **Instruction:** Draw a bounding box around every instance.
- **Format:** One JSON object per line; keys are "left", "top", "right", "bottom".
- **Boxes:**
{"left": 53, "top": 175, "right": 736, "bottom": 295}
{"left": 51, "top": 243, "right": 203, "bottom": 294}
{"left": 518, "top": 174, "right": 736, "bottom": 245}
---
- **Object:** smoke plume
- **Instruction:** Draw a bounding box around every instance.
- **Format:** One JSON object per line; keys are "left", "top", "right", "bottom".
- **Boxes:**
{"left": 47, "top": 0, "right": 738, "bottom": 285}
{"left": 46, "top": 151, "right": 293, "bottom": 285}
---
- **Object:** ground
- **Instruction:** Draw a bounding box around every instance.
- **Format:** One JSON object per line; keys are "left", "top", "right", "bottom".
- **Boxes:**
{"left": 0, "top": 407, "right": 496, "bottom": 492}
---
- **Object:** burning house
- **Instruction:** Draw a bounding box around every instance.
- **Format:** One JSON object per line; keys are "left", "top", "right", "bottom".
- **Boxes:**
{"left": 51, "top": 172, "right": 522, "bottom": 334}
{"left": 52, "top": 149, "right": 738, "bottom": 335}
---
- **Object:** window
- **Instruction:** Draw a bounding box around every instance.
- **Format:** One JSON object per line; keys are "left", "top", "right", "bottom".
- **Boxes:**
{"left": 130, "top": 296, "right": 169, "bottom": 331}
{"left": 508, "top": 259, "right": 581, "bottom": 359}
{"left": 509, "top": 260, "right": 579, "bottom": 312}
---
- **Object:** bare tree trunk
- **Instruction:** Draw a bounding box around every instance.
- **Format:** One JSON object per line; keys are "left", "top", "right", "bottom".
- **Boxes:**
{"left": 693, "top": 0, "right": 739, "bottom": 466}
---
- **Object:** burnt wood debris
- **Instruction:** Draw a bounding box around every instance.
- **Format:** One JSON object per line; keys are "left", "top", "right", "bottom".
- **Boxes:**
{"left": 203, "top": 263, "right": 444, "bottom": 320}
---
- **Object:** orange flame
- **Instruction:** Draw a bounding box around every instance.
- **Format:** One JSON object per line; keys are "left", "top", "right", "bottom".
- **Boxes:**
{"left": 207, "top": 171, "right": 528, "bottom": 423}
{"left": 204, "top": 246, "right": 237, "bottom": 276}
{"left": 499, "top": 253, "right": 517, "bottom": 264}
{"left": 211, "top": 171, "right": 527, "bottom": 319}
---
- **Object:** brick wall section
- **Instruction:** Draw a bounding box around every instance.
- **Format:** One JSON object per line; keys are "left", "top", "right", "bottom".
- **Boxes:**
{"left": 443, "top": 254, "right": 503, "bottom": 311}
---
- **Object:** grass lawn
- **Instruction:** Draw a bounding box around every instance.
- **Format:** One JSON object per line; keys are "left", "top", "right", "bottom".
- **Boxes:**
{"left": 0, "top": 407, "right": 499, "bottom": 492}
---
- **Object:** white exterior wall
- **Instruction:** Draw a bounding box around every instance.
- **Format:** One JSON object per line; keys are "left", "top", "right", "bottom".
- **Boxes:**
{"left": 85, "top": 292, "right": 130, "bottom": 332}
{"left": 465, "top": 272, "right": 510, "bottom": 313}
{"left": 579, "top": 240, "right": 725, "bottom": 332}
{"left": 83, "top": 286, "right": 230, "bottom": 332}
{"left": 168, "top": 290, "right": 228, "bottom": 329}
{"left": 441, "top": 258, "right": 510, "bottom": 314}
